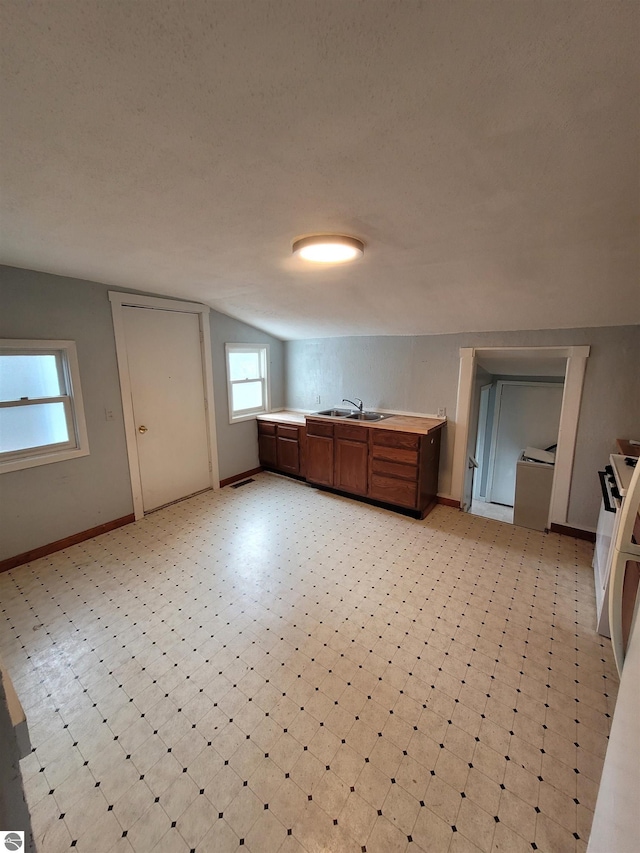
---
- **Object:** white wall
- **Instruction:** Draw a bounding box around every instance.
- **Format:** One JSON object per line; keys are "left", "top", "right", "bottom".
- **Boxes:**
{"left": 285, "top": 325, "right": 640, "bottom": 530}
{"left": 0, "top": 266, "right": 284, "bottom": 561}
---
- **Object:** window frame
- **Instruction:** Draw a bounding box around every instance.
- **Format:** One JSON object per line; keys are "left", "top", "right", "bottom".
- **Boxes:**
{"left": 0, "top": 339, "right": 90, "bottom": 473}
{"left": 225, "top": 343, "right": 270, "bottom": 423}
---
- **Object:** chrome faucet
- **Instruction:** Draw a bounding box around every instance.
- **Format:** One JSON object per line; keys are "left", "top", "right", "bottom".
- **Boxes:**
{"left": 343, "top": 397, "right": 364, "bottom": 413}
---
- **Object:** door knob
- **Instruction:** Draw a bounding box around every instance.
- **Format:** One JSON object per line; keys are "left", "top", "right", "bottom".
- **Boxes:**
{"left": 138, "top": 425, "right": 148, "bottom": 434}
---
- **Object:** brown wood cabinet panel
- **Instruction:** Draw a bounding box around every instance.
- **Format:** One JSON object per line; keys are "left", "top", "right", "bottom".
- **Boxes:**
{"left": 277, "top": 436, "right": 300, "bottom": 474}
{"left": 258, "top": 433, "right": 277, "bottom": 467}
{"left": 370, "top": 430, "right": 420, "bottom": 451}
{"left": 258, "top": 419, "right": 304, "bottom": 477}
{"left": 370, "top": 445, "right": 419, "bottom": 466}
{"left": 306, "top": 419, "right": 334, "bottom": 438}
{"left": 334, "top": 423, "right": 368, "bottom": 442}
{"left": 369, "top": 474, "right": 418, "bottom": 508}
{"left": 302, "top": 418, "right": 443, "bottom": 520}
{"left": 335, "top": 439, "right": 368, "bottom": 495}
{"left": 371, "top": 457, "right": 418, "bottom": 481}
{"left": 306, "top": 434, "right": 334, "bottom": 486}
{"left": 418, "top": 429, "right": 441, "bottom": 511}
{"left": 277, "top": 425, "right": 299, "bottom": 441}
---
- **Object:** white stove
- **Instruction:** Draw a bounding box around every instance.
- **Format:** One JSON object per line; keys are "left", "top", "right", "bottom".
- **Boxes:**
{"left": 593, "top": 453, "right": 639, "bottom": 637}
{"left": 609, "top": 453, "right": 637, "bottom": 497}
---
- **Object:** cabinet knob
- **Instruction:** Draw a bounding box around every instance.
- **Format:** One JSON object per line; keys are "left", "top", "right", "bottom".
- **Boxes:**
{"left": 138, "top": 425, "right": 148, "bottom": 434}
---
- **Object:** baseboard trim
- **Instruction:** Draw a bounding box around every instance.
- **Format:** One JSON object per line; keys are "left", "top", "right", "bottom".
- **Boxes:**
{"left": 220, "top": 467, "right": 263, "bottom": 488}
{"left": 549, "top": 522, "right": 596, "bottom": 542}
{"left": 437, "top": 496, "right": 461, "bottom": 508}
{"left": 0, "top": 514, "right": 136, "bottom": 573}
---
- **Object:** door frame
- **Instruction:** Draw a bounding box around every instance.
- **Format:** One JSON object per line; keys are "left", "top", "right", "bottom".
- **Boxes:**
{"left": 472, "top": 383, "right": 492, "bottom": 502}
{"left": 109, "top": 292, "right": 219, "bottom": 520}
{"left": 451, "top": 345, "right": 590, "bottom": 525}
{"left": 485, "top": 380, "right": 563, "bottom": 505}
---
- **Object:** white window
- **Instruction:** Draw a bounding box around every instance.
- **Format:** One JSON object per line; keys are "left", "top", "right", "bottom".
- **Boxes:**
{"left": 225, "top": 343, "right": 270, "bottom": 422}
{"left": 0, "top": 340, "right": 90, "bottom": 473}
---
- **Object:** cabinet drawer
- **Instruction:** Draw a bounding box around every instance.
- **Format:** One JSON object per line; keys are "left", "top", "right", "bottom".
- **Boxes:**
{"left": 369, "top": 474, "right": 418, "bottom": 508}
{"left": 371, "top": 430, "right": 420, "bottom": 451}
{"left": 371, "top": 458, "right": 418, "bottom": 481}
{"left": 277, "top": 425, "right": 300, "bottom": 440}
{"left": 371, "top": 445, "right": 419, "bottom": 466}
{"left": 306, "top": 419, "right": 334, "bottom": 438}
{"left": 335, "top": 423, "right": 367, "bottom": 442}
{"left": 258, "top": 421, "right": 276, "bottom": 435}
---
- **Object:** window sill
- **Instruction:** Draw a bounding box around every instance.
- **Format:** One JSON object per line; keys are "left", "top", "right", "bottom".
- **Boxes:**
{"left": 228, "top": 412, "right": 267, "bottom": 425}
{"left": 0, "top": 446, "right": 90, "bottom": 474}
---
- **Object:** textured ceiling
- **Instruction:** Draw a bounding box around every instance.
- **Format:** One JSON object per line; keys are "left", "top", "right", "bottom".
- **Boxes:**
{"left": 1, "top": 1, "right": 638, "bottom": 340}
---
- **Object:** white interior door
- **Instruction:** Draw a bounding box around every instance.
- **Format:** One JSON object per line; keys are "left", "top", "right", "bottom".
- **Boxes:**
{"left": 122, "top": 306, "right": 211, "bottom": 511}
{"left": 488, "top": 382, "right": 563, "bottom": 507}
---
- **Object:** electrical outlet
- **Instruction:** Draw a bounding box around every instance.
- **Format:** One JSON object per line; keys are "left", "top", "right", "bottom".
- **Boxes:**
{"left": 316, "top": 395, "right": 321, "bottom": 405}
{"left": 437, "top": 407, "right": 446, "bottom": 418}
{"left": 105, "top": 408, "right": 114, "bottom": 421}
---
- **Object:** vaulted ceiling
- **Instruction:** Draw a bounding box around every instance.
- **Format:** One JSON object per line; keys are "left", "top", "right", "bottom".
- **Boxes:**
{"left": 1, "top": 1, "right": 638, "bottom": 340}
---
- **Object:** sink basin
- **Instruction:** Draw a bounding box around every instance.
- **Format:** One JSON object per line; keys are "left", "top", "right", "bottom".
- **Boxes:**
{"left": 347, "top": 411, "right": 393, "bottom": 421}
{"left": 315, "top": 408, "right": 354, "bottom": 418}
{"left": 314, "top": 409, "right": 394, "bottom": 421}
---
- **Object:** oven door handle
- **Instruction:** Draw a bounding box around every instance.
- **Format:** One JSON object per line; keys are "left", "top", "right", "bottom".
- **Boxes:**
{"left": 599, "top": 470, "right": 616, "bottom": 513}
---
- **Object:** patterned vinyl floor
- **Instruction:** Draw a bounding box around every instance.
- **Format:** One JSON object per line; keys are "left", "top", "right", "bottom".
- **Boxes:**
{"left": 0, "top": 473, "right": 616, "bottom": 853}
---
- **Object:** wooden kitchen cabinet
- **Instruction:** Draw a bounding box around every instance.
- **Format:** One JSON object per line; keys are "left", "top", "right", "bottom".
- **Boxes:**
{"left": 276, "top": 425, "right": 301, "bottom": 475}
{"left": 305, "top": 419, "right": 334, "bottom": 486}
{"left": 257, "top": 421, "right": 278, "bottom": 467}
{"left": 303, "top": 417, "right": 443, "bottom": 518}
{"left": 334, "top": 423, "right": 368, "bottom": 495}
{"left": 258, "top": 419, "right": 305, "bottom": 477}
{"left": 369, "top": 427, "right": 441, "bottom": 516}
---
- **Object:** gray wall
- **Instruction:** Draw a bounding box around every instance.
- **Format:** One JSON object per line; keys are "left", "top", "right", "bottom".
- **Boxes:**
{"left": 285, "top": 326, "right": 640, "bottom": 531}
{"left": 0, "top": 267, "right": 134, "bottom": 560}
{"left": 210, "top": 311, "right": 284, "bottom": 481}
{"left": 0, "top": 266, "right": 284, "bottom": 561}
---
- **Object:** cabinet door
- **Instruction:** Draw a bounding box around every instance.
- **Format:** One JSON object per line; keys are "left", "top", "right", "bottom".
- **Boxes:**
{"left": 258, "top": 433, "right": 277, "bottom": 468}
{"left": 335, "top": 438, "right": 368, "bottom": 495}
{"left": 277, "top": 436, "right": 300, "bottom": 475}
{"left": 306, "top": 434, "right": 334, "bottom": 486}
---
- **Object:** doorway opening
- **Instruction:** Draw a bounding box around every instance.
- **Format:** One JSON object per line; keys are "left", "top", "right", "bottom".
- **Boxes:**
{"left": 469, "top": 377, "right": 564, "bottom": 525}
{"left": 451, "top": 346, "right": 590, "bottom": 530}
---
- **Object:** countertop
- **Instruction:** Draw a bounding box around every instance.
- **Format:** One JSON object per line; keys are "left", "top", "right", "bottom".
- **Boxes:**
{"left": 257, "top": 410, "right": 446, "bottom": 435}
{"left": 256, "top": 411, "right": 306, "bottom": 425}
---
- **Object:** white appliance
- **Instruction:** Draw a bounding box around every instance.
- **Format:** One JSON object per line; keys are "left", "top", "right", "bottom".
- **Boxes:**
{"left": 513, "top": 452, "right": 554, "bottom": 531}
{"left": 593, "top": 454, "right": 636, "bottom": 637}
{"left": 588, "top": 459, "right": 640, "bottom": 853}
{"left": 587, "top": 597, "right": 640, "bottom": 853}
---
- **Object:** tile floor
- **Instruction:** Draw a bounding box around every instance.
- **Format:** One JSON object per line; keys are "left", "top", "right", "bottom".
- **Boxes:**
{"left": 0, "top": 473, "right": 617, "bottom": 853}
{"left": 469, "top": 501, "right": 514, "bottom": 525}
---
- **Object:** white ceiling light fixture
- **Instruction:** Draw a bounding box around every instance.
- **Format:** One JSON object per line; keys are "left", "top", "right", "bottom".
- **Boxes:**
{"left": 292, "top": 234, "right": 364, "bottom": 263}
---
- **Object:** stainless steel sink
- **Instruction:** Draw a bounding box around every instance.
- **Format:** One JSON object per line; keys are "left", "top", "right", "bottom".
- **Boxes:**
{"left": 313, "top": 408, "right": 394, "bottom": 421}
{"left": 315, "top": 408, "right": 354, "bottom": 418}
{"left": 347, "top": 412, "right": 393, "bottom": 421}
